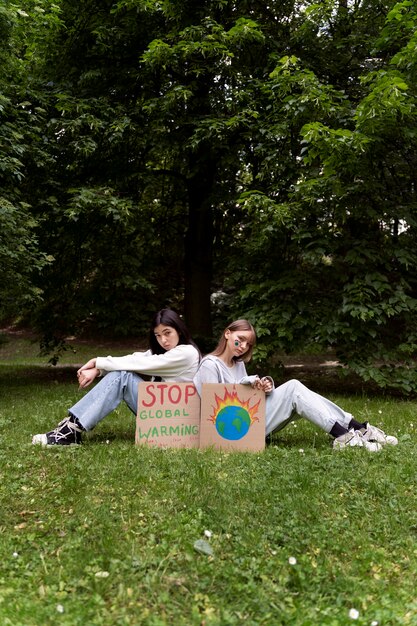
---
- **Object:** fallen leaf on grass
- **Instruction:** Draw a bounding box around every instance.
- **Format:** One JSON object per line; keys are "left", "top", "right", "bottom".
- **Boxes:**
{"left": 193, "top": 539, "right": 214, "bottom": 557}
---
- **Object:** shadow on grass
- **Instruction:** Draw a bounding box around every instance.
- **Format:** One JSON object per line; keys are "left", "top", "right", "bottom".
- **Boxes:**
{"left": 85, "top": 429, "right": 136, "bottom": 443}
{"left": 0, "top": 364, "right": 78, "bottom": 386}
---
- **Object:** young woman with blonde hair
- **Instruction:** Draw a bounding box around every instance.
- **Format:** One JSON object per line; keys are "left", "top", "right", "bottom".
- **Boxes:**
{"left": 193, "top": 319, "right": 397, "bottom": 450}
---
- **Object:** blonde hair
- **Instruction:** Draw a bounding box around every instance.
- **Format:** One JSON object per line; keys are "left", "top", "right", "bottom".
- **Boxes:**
{"left": 212, "top": 319, "right": 256, "bottom": 363}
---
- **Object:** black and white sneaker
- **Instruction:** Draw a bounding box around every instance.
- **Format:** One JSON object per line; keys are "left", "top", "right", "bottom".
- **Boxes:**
{"left": 32, "top": 415, "right": 83, "bottom": 446}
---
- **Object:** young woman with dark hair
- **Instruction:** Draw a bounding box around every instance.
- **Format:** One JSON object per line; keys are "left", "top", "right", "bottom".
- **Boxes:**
{"left": 148, "top": 308, "right": 198, "bottom": 355}
{"left": 32, "top": 309, "right": 201, "bottom": 446}
{"left": 193, "top": 319, "right": 398, "bottom": 451}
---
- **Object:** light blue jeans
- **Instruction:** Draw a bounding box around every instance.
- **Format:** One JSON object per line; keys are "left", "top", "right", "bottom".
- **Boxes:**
{"left": 265, "top": 379, "right": 353, "bottom": 436}
{"left": 69, "top": 371, "right": 142, "bottom": 431}
{"left": 71, "top": 374, "right": 353, "bottom": 436}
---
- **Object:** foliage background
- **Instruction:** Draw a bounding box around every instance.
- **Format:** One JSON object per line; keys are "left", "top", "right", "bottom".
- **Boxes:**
{"left": 1, "top": 0, "right": 417, "bottom": 391}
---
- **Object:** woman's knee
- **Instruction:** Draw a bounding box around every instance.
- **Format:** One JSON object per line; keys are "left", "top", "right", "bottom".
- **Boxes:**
{"left": 280, "top": 379, "right": 305, "bottom": 394}
{"left": 104, "top": 370, "right": 136, "bottom": 384}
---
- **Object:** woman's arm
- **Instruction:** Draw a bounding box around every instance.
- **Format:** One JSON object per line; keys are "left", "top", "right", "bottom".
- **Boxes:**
{"left": 95, "top": 345, "right": 198, "bottom": 378}
{"left": 77, "top": 358, "right": 99, "bottom": 389}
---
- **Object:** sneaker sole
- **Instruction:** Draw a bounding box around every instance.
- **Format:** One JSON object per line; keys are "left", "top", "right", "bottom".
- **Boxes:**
{"left": 364, "top": 434, "right": 398, "bottom": 446}
{"left": 333, "top": 441, "right": 382, "bottom": 452}
{"left": 32, "top": 434, "right": 48, "bottom": 446}
{"left": 32, "top": 434, "right": 81, "bottom": 447}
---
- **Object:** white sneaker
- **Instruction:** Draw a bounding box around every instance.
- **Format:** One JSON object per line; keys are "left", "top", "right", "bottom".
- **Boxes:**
{"left": 360, "top": 422, "right": 398, "bottom": 446}
{"left": 333, "top": 429, "right": 382, "bottom": 452}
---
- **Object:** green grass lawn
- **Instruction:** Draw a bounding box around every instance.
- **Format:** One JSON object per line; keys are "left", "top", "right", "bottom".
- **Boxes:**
{"left": 0, "top": 333, "right": 417, "bottom": 625}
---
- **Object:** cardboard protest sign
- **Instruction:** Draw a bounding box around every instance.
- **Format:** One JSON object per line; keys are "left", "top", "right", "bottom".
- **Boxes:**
{"left": 199, "top": 383, "right": 265, "bottom": 452}
{"left": 136, "top": 382, "right": 200, "bottom": 448}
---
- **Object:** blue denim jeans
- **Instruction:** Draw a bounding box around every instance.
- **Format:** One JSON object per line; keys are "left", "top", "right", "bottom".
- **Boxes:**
{"left": 69, "top": 371, "right": 143, "bottom": 431}
{"left": 265, "top": 379, "right": 353, "bottom": 436}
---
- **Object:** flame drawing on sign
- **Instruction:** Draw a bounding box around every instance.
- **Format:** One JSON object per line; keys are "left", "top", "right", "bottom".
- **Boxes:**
{"left": 209, "top": 386, "right": 261, "bottom": 441}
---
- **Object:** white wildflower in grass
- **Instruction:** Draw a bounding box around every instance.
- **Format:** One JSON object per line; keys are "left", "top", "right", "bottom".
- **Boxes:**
{"left": 348, "top": 608, "right": 359, "bottom": 620}
{"left": 95, "top": 571, "right": 110, "bottom": 578}
{"left": 298, "top": 449, "right": 304, "bottom": 454}
{"left": 378, "top": 410, "right": 382, "bottom": 414}
{"left": 204, "top": 529, "right": 212, "bottom": 538}
{"left": 12, "top": 552, "right": 18, "bottom": 558}
{"left": 371, "top": 621, "right": 379, "bottom": 626}
{"left": 56, "top": 604, "right": 64, "bottom": 614}
{"left": 288, "top": 556, "right": 297, "bottom": 565}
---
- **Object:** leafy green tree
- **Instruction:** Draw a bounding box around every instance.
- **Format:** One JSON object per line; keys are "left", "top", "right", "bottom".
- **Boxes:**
{"left": 226, "top": 1, "right": 417, "bottom": 392}
{"left": 5, "top": 0, "right": 417, "bottom": 391}
{"left": 0, "top": 2, "right": 54, "bottom": 321}
{"left": 16, "top": 0, "right": 178, "bottom": 344}
{"left": 18, "top": 0, "right": 297, "bottom": 341}
{"left": 140, "top": 10, "right": 272, "bottom": 336}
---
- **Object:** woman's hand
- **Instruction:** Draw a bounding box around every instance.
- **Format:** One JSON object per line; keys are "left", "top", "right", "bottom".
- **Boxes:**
{"left": 251, "top": 376, "right": 273, "bottom": 393}
{"left": 78, "top": 358, "right": 97, "bottom": 373}
{"left": 77, "top": 358, "right": 99, "bottom": 389}
{"left": 260, "top": 377, "right": 273, "bottom": 393}
{"left": 77, "top": 367, "right": 99, "bottom": 389}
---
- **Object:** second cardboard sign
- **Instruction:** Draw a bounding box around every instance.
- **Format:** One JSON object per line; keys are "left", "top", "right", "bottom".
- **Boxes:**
{"left": 200, "top": 383, "right": 265, "bottom": 452}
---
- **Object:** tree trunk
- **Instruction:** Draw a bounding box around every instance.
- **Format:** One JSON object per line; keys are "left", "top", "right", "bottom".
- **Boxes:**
{"left": 184, "top": 157, "right": 215, "bottom": 340}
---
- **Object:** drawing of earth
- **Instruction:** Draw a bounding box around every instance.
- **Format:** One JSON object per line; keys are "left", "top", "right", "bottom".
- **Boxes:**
{"left": 215, "top": 405, "right": 251, "bottom": 440}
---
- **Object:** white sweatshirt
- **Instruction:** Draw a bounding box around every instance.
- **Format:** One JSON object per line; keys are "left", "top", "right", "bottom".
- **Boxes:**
{"left": 96, "top": 344, "right": 200, "bottom": 382}
{"left": 193, "top": 355, "right": 258, "bottom": 395}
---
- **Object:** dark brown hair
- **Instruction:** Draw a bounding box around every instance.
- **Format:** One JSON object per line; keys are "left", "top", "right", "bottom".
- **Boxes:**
{"left": 149, "top": 309, "right": 200, "bottom": 355}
